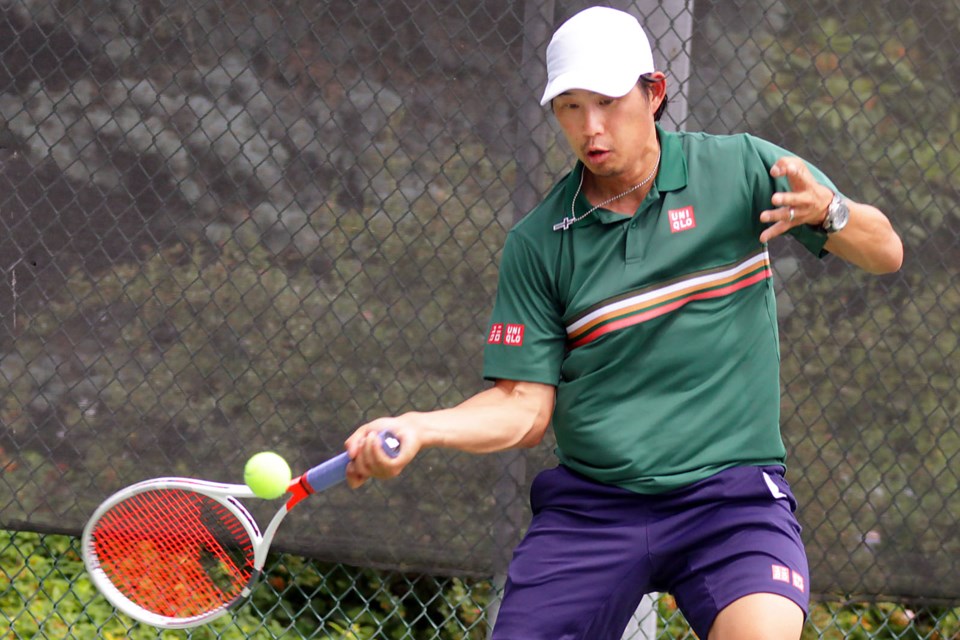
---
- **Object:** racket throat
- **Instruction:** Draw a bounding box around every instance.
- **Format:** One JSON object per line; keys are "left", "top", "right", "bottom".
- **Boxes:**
{"left": 285, "top": 476, "right": 314, "bottom": 509}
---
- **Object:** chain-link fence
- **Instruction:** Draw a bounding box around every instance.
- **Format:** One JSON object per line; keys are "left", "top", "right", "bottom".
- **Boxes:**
{"left": 1, "top": 0, "right": 958, "bottom": 638}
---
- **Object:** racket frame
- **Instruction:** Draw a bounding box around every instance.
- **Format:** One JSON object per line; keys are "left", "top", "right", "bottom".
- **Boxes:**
{"left": 81, "top": 478, "right": 267, "bottom": 628}
{"left": 82, "top": 433, "right": 398, "bottom": 629}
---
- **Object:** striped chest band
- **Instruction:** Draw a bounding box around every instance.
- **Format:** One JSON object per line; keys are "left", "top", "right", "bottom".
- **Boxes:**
{"left": 565, "top": 249, "right": 772, "bottom": 349}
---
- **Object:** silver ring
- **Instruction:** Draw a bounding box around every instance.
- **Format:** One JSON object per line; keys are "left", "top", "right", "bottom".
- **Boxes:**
{"left": 788, "top": 208, "right": 795, "bottom": 223}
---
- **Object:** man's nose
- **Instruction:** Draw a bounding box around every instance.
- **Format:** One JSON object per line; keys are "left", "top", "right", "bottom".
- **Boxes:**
{"left": 582, "top": 106, "right": 604, "bottom": 137}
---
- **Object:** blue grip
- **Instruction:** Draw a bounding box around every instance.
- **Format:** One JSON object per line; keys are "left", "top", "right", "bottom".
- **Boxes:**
{"left": 303, "top": 431, "right": 401, "bottom": 493}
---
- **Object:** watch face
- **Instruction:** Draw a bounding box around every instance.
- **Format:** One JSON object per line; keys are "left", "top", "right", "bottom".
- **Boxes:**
{"left": 827, "top": 196, "right": 850, "bottom": 232}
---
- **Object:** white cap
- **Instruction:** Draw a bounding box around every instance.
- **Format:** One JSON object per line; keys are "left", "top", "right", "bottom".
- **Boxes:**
{"left": 540, "top": 7, "right": 655, "bottom": 106}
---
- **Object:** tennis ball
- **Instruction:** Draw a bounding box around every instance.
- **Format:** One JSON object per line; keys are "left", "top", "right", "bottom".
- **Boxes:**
{"left": 244, "top": 451, "right": 292, "bottom": 499}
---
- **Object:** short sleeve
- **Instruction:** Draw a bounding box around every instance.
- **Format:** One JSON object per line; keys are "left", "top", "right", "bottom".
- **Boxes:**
{"left": 481, "top": 231, "right": 567, "bottom": 385}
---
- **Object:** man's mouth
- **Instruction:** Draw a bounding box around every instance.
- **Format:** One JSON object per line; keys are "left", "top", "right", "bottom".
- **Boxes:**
{"left": 587, "top": 148, "right": 610, "bottom": 162}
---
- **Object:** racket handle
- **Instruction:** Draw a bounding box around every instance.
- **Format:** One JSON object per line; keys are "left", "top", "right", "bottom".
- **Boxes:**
{"left": 302, "top": 431, "right": 401, "bottom": 493}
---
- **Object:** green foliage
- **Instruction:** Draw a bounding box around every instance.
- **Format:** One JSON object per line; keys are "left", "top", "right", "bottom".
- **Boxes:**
{"left": 778, "top": 264, "right": 960, "bottom": 596}
{"left": 251, "top": 555, "right": 491, "bottom": 639}
{"left": 2, "top": 232, "right": 506, "bottom": 571}
{"left": 756, "top": 2, "right": 960, "bottom": 241}
{"left": 751, "top": 0, "right": 960, "bottom": 599}
{"left": 0, "top": 530, "right": 491, "bottom": 639}
{"left": 656, "top": 593, "right": 960, "bottom": 640}
{"left": 0, "top": 530, "right": 284, "bottom": 639}
{"left": 804, "top": 600, "right": 960, "bottom": 640}
{"left": 1, "top": 0, "right": 958, "bottom": 633}
{"left": 7, "top": 530, "right": 960, "bottom": 639}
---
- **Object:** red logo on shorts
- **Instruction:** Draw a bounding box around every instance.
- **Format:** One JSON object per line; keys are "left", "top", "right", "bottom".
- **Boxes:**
{"left": 504, "top": 324, "right": 525, "bottom": 346}
{"left": 771, "top": 565, "right": 804, "bottom": 592}
{"left": 668, "top": 206, "right": 697, "bottom": 233}
{"left": 771, "top": 565, "right": 790, "bottom": 583}
{"left": 487, "top": 323, "right": 503, "bottom": 344}
{"left": 791, "top": 571, "right": 805, "bottom": 592}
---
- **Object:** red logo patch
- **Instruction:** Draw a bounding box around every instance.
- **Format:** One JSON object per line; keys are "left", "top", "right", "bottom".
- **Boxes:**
{"left": 771, "top": 565, "right": 804, "bottom": 592}
{"left": 504, "top": 324, "right": 525, "bottom": 346}
{"left": 771, "top": 565, "right": 790, "bottom": 583}
{"left": 487, "top": 323, "right": 503, "bottom": 344}
{"left": 791, "top": 571, "right": 805, "bottom": 592}
{"left": 668, "top": 206, "right": 697, "bottom": 233}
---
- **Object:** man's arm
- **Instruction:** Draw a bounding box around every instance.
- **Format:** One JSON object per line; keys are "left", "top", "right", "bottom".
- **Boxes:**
{"left": 344, "top": 379, "right": 556, "bottom": 488}
{"left": 819, "top": 201, "right": 904, "bottom": 274}
{"left": 759, "top": 157, "right": 904, "bottom": 274}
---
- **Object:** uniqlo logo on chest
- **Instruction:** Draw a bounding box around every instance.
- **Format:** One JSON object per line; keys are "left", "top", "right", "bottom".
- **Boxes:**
{"left": 668, "top": 206, "right": 696, "bottom": 233}
{"left": 504, "top": 324, "right": 525, "bottom": 346}
{"left": 487, "top": 323, "right": 503, "bottom": 344}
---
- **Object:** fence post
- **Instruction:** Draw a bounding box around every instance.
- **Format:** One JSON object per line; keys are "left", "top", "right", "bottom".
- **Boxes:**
{"left": 487, "top": 1, "right": 555, "bottom": 636}
{"left": 490, "top": 2, "right": 692, "bottom": 637}
{"left": 510, "top": 0, "right": 555, "bottom": 223}
{"left": 621, "top": 594, "right": 659, "bottom": 640}
{"left": 619, "top": 0, "right": 695, "bottom": 635}
{"left": 624, "top": 0, "right": 694, "bottom": 131}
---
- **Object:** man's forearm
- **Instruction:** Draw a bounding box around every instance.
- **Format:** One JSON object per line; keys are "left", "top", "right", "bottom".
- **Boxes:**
{"left": 409, "top": 380, "right": 555, "bottom": 453}
{"left": 823, "top": 201, "right": 904, "bottom": 274}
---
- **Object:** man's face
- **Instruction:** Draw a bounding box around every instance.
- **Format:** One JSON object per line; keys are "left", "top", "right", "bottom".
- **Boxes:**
{"left": 551, "top": 78, "right": 664, "bottom": 180}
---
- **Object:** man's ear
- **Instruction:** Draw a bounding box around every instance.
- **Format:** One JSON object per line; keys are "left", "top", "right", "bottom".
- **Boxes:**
{"left": 646, "top": 72, "right": 667, "bottom": 110}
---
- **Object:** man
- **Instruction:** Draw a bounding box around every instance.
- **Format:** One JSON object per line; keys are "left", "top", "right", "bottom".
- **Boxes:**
{"left": 344, "top": 6, "right": 903, "bottom": 639}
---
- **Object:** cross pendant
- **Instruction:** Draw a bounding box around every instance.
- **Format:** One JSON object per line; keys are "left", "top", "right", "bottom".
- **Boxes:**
{"left": 553, "top": 216, "right": 576, "bottom": 231}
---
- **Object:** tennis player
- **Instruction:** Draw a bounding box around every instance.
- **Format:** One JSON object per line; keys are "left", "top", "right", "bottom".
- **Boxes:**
{"left": 346, "top": 6, "right": 903, "bottom": 639}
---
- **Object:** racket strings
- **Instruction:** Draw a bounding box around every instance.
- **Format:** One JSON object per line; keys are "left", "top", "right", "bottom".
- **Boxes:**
{"left": 90, "top": 489, "right": 256, "bottom": 618}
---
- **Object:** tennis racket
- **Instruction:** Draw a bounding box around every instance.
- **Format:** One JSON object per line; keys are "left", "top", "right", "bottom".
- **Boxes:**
{"left": 81, "top": 432, "right": 400, "bottom": 629}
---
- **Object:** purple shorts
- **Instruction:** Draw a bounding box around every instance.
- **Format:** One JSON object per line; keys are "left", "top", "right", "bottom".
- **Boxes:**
{"left": 491, "top": 464, "right": 809, "bottom": 640}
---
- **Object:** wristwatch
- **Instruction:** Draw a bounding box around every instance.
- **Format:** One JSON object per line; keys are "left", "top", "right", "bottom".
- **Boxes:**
{"left": 821, "top": 192, "right": 850, "bottom": 234}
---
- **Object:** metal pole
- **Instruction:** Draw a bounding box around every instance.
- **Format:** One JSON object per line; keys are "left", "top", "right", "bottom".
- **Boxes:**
{"left": 510, "top": 0, "right": 555, "bottom": 223}
{"left": 618, "top": 1, "right": 696, "bottom": 637}
{"left": 488, "top": 2, "right": 555, "bottom": 636}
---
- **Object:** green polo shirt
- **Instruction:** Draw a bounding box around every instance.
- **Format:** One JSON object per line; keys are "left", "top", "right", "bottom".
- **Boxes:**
{"left": 482, "top": 127, "right": 833, "bottom": 493}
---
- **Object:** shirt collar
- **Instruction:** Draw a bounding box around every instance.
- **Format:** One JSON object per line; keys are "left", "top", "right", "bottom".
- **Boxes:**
{"left": 654, "top": 124, "right": 687, "bottom": 192}
{"left": 561, "top": 125, "right": 688, "bottom": 229}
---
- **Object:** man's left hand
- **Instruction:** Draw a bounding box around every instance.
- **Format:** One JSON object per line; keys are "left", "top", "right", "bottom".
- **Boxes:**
{"left": 759, "top": 157, "right": 833, "bottom": 243}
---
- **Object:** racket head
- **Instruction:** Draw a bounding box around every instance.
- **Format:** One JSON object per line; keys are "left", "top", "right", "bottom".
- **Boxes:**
{"left": 82, "top": 478, "right": 264, "bottom": 629}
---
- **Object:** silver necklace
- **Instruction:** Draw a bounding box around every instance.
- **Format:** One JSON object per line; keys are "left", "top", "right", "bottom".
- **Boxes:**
{"left": 552, "top": 149, "right": 661, "bottom": 232}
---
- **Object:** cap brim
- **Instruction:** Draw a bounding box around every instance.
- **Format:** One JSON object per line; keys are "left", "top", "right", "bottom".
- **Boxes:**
{"left": 539, "top": 70, "right": 644, "bottom": 106}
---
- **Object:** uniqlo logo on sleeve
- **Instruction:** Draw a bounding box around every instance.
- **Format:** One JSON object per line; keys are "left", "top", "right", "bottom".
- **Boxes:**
{"left": 668, "top": 206, "right": 697, "bottom": 233}
{"left": 504, "top": 324, "right": 525, "bottom": 346}
{"left": 487, "top": 323, "right": 503, "bottom": 344}
{"left": 771, "top": 565, "right": 790, "bottom": 583}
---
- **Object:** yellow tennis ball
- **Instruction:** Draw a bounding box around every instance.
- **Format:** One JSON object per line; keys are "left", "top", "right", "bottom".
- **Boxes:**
{"left": 243, "top": 451, "right": 292, "bottom": 499}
